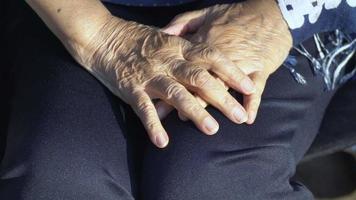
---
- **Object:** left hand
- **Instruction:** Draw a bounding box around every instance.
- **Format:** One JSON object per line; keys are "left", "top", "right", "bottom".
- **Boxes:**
{"left": 157, "top": 0, "right": 293, "bottom": 124}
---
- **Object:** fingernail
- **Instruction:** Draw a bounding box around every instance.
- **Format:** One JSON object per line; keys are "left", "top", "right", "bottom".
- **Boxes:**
{"left": 155, "top": 134, "right": 168, "bottom": 148}
{"left": 156, "top": 105, "right": 166, "bottom": 120}
{"left": 247, "top": 112, "right": 257, "bottom": 124}
{"left": 203, "top": 117, "right": 219, "bottom": 135}
{"left": 232, "top": 107, "right": 248, "bottom": 123}
{"left": 241, "top": 78, "right": 256, "bottom": 93}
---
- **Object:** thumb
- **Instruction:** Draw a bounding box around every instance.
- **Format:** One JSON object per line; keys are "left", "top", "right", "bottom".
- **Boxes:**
{"left": 244, "top": 72, "right": 269, "bottom": 124}
{"left": 162, "top": 9, "right": 207, "bottom": 36}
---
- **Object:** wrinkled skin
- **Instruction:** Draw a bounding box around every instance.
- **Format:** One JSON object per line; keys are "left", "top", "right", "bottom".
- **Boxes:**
{"left": 72, "top": 16, "right": 257, "bottom": 148}
{"left": 159, "top": 0, "right": 293, "bottom": 124}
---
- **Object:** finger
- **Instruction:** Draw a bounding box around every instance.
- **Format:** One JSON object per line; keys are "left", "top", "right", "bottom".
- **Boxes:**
{"left": 155, "top": 100, "right": 174, "bottom": 120}
{"left": 156, "top": 92, "right": 208, "bottom": 120}
{"left": 155, "top": 75, "right": 225, "bottom": 121}
{"left": 170, "top": 65, "right": 248, "bottom": 123}
{"left": 235, "top": 59, "right": 264, "bottom": 75}
{"left": 147, "top": 75, "right": 219, "bottom": 135}
{"left": 178, "top": 111, "right": 188, "bottom": 121}
{"left": 244, "top": 72, "right": 269, "bottom": 125}
{"left": 156, "top": 75, "right": 225, "bottom": 121}
{"left": 162, "top": 23, "right": 190, "bottom": 36}
{"left": 216, "top": 51, "right": 264, "bottom": 75}
{"left": 162, "top": 9, "right": 207, "bottom": 36}
{"left": 178, "top": 95, "right": 206, "bottom": 121}
{"left": 129, "top": 90, "right": 169, "bottom": 148}
{"left": 195, "top": 95, "right": 208, "bottom": 108}
{"left": 183, "top": 44, "right": 256, "bottom": 95}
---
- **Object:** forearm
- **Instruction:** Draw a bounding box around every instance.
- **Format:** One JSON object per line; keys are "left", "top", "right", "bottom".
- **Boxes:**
{"left": 25, "top": 0, "right": 114, "bottom": 57}
{"left": 277, "top": 0, "right": 356, "bottom": 44}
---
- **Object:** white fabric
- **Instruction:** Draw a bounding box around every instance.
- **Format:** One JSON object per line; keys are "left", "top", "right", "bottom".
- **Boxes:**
{"left": 277, "top": 0, "right": 356, "bottom": 29}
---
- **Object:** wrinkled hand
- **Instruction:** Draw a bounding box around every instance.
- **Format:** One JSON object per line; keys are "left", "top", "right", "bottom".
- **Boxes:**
{"left": 159, "top": 0, "right": 292, "bottom": 124}
{"left": 73, "top": 16, "right": 256, "bottom": 148}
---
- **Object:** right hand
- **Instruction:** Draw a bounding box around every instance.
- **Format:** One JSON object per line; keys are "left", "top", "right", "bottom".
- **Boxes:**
{"left": 72, "top": 16, "right": 256, "bottom": 148}
{"left": 159, "top": 0, "right": 292, "bottom": 124}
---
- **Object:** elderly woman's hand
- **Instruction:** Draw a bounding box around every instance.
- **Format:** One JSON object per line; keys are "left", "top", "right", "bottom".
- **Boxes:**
{"left": 72, "top": 16, "right": 257, "bottom": 148}
{"left": 159, "top": 0, "right": 293, "bottom": 124}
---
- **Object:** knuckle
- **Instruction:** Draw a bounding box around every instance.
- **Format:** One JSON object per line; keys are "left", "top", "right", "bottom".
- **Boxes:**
{"left": 180, "top": 40, "right": 192, "bottom": 50}
{"left": 184, "top": 103, "right": 203, "bottom": 116}
{"left": 254, "top": 82, "right": 266, "bottom": 95}
{"left": 199, "top": 45, "right": 220, "bottom": 60}
{"left": 249, "top": 97, "right": 261, "bottom": 110}
{"left": 185, "top": 44, "right": 220, "bottom": 61}
{"left": 164, "top": 83, "right": 186, "bottom": 101}
{"left": 169, "top": 60, "right": 187, "bottom": 75}
{"left": 234, "top": 75, "right": 251, "bottom": 89}
{"left": 150, "top": 74, "right": 167, "bottom": 85}
{"left": 233, "top": 69, "right": 248, "bottom": 81}
{"left": 145, "top": 119, "right": 159, "bottom": 131}
{"left": 251, "top": 61, "right": 264, "bottom": 72}
{"left": 222, "top": 94, "right": 235, "bottom": 108}
{"left": 137, "top": 101, "right": 153, "bottom": 114}
{"left": 190, "top": 69, "right": 211, "bottom": 88}
{"left": 256, "top": 87, "right": 264, "bottom": 96}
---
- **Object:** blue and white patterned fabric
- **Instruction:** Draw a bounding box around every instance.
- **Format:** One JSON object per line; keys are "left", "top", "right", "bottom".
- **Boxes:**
{"left": 277, "top": 1, "right": 356, "bottom": 90}
{"left": 101, "top": 0, "right": 196, "bottom": 6}
{"left": 277, "top": 0, "right": 356, "bottom": 44}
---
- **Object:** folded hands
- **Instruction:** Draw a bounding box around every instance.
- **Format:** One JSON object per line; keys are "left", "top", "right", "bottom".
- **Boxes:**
{"left": 73, "top": 0, "right": 292, "bottom": 148}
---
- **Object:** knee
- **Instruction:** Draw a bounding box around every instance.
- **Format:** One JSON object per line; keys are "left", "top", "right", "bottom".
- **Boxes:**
{"left": 0, "top": 134, "right": 132, "bottom": 200}
{"left": 143, "top": 144, "right": 312, "bottom": 200}
{"left": 210, "top": 145, "right": 312, "bottom": 199}
{"left": 1, "top": 156, "right": 133, "bottom": 200}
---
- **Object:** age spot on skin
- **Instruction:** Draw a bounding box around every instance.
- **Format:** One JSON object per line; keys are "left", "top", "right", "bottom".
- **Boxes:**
{"left": 57, "top": 8, "right": 61, "bottom": 13}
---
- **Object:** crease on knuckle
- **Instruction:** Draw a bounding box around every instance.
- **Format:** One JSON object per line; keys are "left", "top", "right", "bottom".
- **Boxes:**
{"left": 249, "top": 97, "right": 261, "bottom": 110}
{"left": 136, "top": 101, "right": 153, "bottom": 115}
{"left": 164, "top": 83, "right": 186, "bottom": 102}
{"left": 190, "top": 69, "right": 211, "bottom": 89}
{"left": 182, "top": 103, "right": 203, "bottom": 116}
{"left": 185, "top": 44, "right": 218, "bottom": 61}
{"left": 145, "top": 119, "right": 160, "bottom": 133}
{"left": 199, "top": 45, "right": 220, "bottom": 61}
{"left": 222, "top": 94, "right": 235, "bottom": 109}
{"left": 256, "top": 87, "right": 264, "bottom": 96}
{"left": 168, "top": 60, "right": 187, "bottom": 76}
{"left": 233, "top": 73, "right": 248, "bottom": 87}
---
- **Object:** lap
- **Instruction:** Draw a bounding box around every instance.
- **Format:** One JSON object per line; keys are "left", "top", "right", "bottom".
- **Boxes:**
{"left": 141, "top": 49, "right": 337, "bottom": 200}
{"left": 0, "top": 2, "right": 345, "bottom": 200}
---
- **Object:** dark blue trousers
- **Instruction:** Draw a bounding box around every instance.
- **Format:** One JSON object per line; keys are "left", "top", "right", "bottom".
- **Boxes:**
{"left": 0, "top": 1, "right": 340, "bottom": 200}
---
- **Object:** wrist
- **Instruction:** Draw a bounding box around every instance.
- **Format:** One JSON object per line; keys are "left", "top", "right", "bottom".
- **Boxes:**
{"left": 72, "top": 15, "right": 156, "bottom": 72}
{"left": 66, "top": 14, "right": 126, "bottom": 69}
{"left": 244, "top": 0, "right": 293, "bottom": 46}
{"left": 68, "top": 12, "right": 114, "bottom": 50}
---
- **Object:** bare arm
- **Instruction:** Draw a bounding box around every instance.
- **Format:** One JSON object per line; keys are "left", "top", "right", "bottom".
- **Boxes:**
{"left": 25, "top": 0, "right": 112, "bottom": 61}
